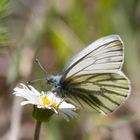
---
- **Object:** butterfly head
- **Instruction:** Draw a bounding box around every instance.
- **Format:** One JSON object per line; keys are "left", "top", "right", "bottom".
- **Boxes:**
{"left": 47, "top": 75, "right": 62, "bottom": 88}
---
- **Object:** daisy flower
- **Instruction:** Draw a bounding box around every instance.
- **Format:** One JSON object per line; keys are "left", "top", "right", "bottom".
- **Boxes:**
{"left": 13, "top": 83, "right": 78, "bottom": 121}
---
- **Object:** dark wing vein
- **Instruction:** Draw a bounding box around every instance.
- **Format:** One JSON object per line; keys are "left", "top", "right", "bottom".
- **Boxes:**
{"left": 62, "top": 39, "right": 123, "bottom": 81}
{"left": 63, "top": 73, "right": 130, "bottom": 114}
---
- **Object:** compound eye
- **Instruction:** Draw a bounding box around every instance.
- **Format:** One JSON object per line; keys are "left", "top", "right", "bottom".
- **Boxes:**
{"left": 47, "top": 77, "right": 53, "bottom": 85}
{"left": 46, "top": 78, "right": 50, "bottom": 84}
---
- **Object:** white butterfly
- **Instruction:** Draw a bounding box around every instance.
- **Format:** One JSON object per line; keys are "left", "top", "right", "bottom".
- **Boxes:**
{"left": 47, "top": 34, "right": 131, "bottom": 114}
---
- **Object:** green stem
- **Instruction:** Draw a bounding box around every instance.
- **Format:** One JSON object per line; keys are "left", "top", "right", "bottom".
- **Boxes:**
{"left": 34, "top": 121, "right": 42, "bottom": 140}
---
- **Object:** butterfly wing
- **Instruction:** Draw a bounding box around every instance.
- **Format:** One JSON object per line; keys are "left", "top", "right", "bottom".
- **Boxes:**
{"left": 63, "top": 72, "right": 130, "bottom": 114}
{"left": 61, "top": 35, "right": 131, "bottom": 114}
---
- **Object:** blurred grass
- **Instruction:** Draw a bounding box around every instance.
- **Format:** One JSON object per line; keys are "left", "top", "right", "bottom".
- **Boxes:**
{"left": 0, "top": 0, "right": 10, "bottom": 45}
{"left": 0, "top": 0, "right": 140, "bottom": 140}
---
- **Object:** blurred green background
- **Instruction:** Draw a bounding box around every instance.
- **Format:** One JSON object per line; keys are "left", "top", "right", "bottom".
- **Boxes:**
{"left": 0, "top": 0, "right": 140, "bottom": 140}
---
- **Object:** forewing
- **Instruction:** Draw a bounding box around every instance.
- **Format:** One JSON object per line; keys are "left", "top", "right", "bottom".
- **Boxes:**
{"left": 63, "top": 72, "right": 131, "bottom": 114}
{"left": 62, "top": 35, "right": 124, "bottom": 80}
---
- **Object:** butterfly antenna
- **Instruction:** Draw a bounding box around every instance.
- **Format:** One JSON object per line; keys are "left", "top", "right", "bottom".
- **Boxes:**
{"left": 27, "top": 78, "right": 47, "bottom": 84}
{"left": 35, "top": 58, "right": 48, "bottom": 75}
{"left": 27, "top": 59, "right": 48, "bottom": 84}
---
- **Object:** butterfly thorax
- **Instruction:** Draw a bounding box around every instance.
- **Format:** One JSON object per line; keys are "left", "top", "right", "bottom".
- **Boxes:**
{"left": 47, "top": 75, "right": 64, "bottom": 96}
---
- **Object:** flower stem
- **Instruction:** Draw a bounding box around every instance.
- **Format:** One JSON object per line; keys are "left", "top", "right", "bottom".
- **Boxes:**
{"left": 34, "top": 120, "right": 42, "bottom": 140}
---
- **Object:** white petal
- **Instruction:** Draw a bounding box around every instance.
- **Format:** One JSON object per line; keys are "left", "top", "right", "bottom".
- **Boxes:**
{"left": 13, "top": 84, "right": 42, "bottom": 106}
{"left": 28, "top": 85, "right": 41, "bottom": 96}
{"left": 21, "top": 100, "right": 34, "bottom": 105}
{"left": 59, "top": 102, "right": 76, "bottom": 109}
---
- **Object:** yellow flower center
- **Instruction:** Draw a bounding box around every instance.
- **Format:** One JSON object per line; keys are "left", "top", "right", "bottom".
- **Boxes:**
{"left": 40, "top": 96, "right": 58, "bottom": 109}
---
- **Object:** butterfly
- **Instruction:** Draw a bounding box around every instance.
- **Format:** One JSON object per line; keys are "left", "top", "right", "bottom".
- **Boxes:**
{"left": 47, "top": 34, "right": 131, "bottom": 114}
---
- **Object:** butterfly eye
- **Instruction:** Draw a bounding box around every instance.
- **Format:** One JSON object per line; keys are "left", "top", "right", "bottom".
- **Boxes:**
{"left": 47, "top": 78, "right": 51, "bottom": 84}
{"left": 47, "top": 76, "right": 54, "bottom": 85}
